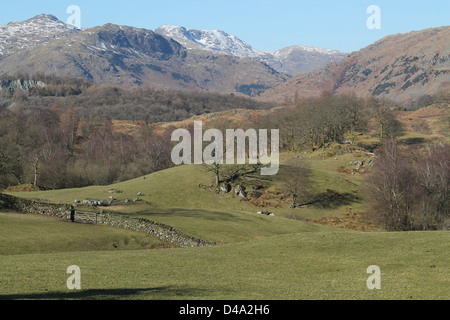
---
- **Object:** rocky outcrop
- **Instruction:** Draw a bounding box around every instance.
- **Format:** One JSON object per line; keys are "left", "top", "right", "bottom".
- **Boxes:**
{"left": 0, "top": 79, "right": 46, "bottom": 93}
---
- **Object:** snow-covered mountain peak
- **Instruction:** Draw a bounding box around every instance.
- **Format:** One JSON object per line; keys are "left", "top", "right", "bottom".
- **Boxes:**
{"left": 156, "top": 25, "right": 200, "bottom": 49}
{"left": 0, "top": 14, "right": 79, "bottom": 56}
{"left": 156, "top": 24, "right": 261, "bottom": 58}
{"left": 272, "top": 45, "right": 345, "bottom": 57}
{"left": 27, "top": 14, "right": 60, "bottom": 23}
{"left": 5, "top": 14, "right": 79, "bottom": 34}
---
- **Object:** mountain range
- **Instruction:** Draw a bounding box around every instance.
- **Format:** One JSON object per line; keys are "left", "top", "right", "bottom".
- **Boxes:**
{"left": 0, "top": 14, "right": 449, "bottom": 105}
{"left": 0, "top": 14, "right": 288, "bottom": 96}
{"left": 0, "top": 14, "right": 347, "bottom": 96}
{"left": 155, "top": 25, "right": 347, "bottom": 75}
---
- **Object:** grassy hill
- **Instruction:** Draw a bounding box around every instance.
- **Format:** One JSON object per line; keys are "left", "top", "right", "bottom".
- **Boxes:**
{"left": 6, "top": 164, "right": 341, "bottom": 244}
{"left": 5, "top": 126, "right": 388, "bottom": 240}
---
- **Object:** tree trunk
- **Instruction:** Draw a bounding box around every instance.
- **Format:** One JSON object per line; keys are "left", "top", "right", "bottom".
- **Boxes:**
{"left": 215, "top": 171, "right": 220, "bottom": 188}
{"left": 33, "top": 156, "right": 39, "bottom": 187}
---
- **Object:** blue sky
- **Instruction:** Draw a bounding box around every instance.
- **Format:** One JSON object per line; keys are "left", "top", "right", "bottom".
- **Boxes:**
{"left": 0, "top": 0, "right": 448, "bottom": 53}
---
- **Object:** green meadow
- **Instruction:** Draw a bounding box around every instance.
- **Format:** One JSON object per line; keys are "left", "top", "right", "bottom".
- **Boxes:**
{"left": 0, "top": 211, "right": 172, "bottom": 255}
{"left": 0, "top": 223, "right": 448, "bottom": 300}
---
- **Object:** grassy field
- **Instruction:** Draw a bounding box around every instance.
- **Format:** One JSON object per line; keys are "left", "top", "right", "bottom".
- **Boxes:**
{"left": 0, "top": 210, "right": 173, "bottom": 255}
{"left": 0, "top": 226, "right": 448, "bottom": 300}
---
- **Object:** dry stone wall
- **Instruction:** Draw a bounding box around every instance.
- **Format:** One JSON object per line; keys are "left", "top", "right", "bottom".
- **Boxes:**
{"left": 0, "top": 193, "right": 216, "bottom": 248}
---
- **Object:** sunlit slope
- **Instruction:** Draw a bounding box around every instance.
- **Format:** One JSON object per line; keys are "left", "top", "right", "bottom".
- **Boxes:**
{"left": 7, "top": 165, "right": 340, "bottom": 244}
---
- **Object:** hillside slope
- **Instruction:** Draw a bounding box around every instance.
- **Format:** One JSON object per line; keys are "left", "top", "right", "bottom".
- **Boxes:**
{"left": 5, "top": 164, "right": 339, "bottom": 244}
{"left": 260, "top": 26, "right": 450, "bottom": 106}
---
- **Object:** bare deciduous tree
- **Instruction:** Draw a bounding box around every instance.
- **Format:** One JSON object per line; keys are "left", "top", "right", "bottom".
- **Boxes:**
{"left": 417, "top": 144, "right": 450, "bottom": 230}
{"left": 281, "top": 160, "right": 315, "bottom": 208}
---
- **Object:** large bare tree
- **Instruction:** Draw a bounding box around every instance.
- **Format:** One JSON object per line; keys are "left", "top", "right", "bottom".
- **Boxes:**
{"left": 281, "top": 159, "right": 315, "bottom": 208}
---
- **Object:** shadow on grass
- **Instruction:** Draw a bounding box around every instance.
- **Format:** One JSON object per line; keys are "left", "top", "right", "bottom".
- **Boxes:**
{"left": 401, "top": 137, "right": 426, "bottom": 145}
{"left": 133, "top": 208, "right": 250, "bottom": 222}
{"left": 0, "top": 286, "right": 209, "bottom": 300}
{"left": 308, "top": 190, "right": 360, "bottom": 209}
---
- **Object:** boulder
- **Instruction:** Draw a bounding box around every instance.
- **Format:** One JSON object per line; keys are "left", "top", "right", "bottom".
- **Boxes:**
{"left": 235, "top": 185, "right": 246, "bottom": 194}
{"left": 239, "top": 190, "right": 247, "bottom": 198}
{"left": 257, "top": 211, "right": 274, "bottom": 216}
{"left": 219, "top": 184, "right": 232, "bottom": 193}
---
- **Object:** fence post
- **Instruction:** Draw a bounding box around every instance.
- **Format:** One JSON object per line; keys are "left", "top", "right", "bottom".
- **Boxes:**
{"left": 70, "top": 206, "right": 75, "bottom": 222}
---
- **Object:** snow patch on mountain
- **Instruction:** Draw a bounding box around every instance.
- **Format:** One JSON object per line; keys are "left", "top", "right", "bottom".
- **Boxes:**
{"left": 0, "top": 15, "right": 347, "bottom": 78}
{"left": 272, "top": 45, "right": 345, "bottom": 57}
{"left": 156, "top": 25, "right": 262, "bottom": 59}
{"left": 0, "top": 14, "right": 79, "bottom": 56}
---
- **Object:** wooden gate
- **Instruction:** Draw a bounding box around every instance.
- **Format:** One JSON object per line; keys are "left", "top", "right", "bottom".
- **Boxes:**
{"left": 74, "top": 211, "right": 98, "bottom": 224}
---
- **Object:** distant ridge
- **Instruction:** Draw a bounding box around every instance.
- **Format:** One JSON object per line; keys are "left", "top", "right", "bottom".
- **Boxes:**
{"left": 0, "top": 15, "right": 288, "bottom": 96}
{"left": 260, "top": 26, "right": 450, "bottom": 106}
{"left": 155, "top": 24, "right": 347, "bottom": 76}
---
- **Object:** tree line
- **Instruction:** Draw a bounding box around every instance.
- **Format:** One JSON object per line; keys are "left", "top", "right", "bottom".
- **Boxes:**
{"left": 249, "top": 91, "right": 404, "bottom": 152}
{"left": 0, "top": 106, "right": 173, "bottom": 189}
{"left": 0, "top": 73, "right": 273, "bottom": 123}
{"left": 2, "top": 88, "right": 397, "bottom": 190}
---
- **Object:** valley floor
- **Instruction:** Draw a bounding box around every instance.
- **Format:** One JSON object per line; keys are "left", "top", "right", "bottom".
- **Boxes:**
{"left": 0, "top": 210, "right": 448, "bottom": 300}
